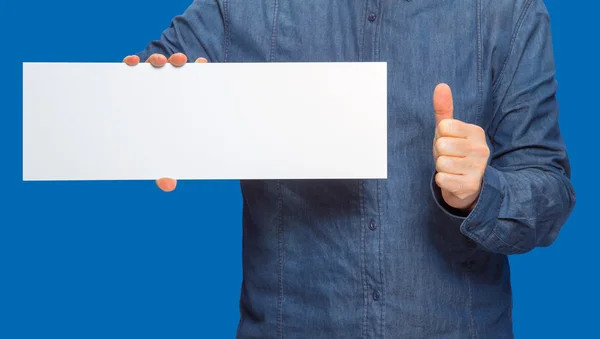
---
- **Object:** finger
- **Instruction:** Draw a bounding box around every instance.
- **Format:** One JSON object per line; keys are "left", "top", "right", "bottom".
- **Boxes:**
{"left": 146, "top": 54, "right": 168, "bottom": 67}
{"left": 433, "top": 83, "right": 454, "bottom": 125}
{"left": 168, "top": 53, "right": 188, "bottom": 67}
{"left": 156, "top": 178, "right": 177, "bottom": 192}
{"left": 435, "top": 172, "right": 471, "bottom": 195}
{"left": 437, "top": 119, "right": 470, "bottom": 138}
{"left": 123, "top": 55, "right": 140, "bottom": 66}
{"left": 195, "top": 57, "right": 208, "bottom": 63}
{"left": 436, "top": 156, "right": 473, "bottom": 175}
{"left": 434, "top": 137, "right": 471, "bottom": 158}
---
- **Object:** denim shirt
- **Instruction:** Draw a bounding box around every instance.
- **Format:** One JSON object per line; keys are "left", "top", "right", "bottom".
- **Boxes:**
{"left": 136, "top": 1, "right": 576, "bottom": 338}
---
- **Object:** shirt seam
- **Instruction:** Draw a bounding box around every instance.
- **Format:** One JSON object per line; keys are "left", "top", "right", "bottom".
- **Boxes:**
{"left": 491, "top": 0, "right": 536, "bottom": 95}
{"left": 491, "top": 229, "right": 528, "bottom": 253}
{"left": 376, "top": 179, "right": 385, "bottom": 339}
{"left": 466, "top": 272, "right": 477, "bottom": 339}
{"left": 374, "top": 2, "right": 384, "bottom": 337}
{"left": 222, "top": 0, "right": 230, "bottom": 62}
{"left": 269, "top": 0, "right": 280, "bottom": 62}
{"left": 358, "top": 0, "right": 369, "bottom": 62}
{"left": 359, "top": 180, "right": 368, "bottom": 339}
{"left": 476, "top": 0, "right": 483, "bottom": 125}
{"left": 374, "top": 2, "right": 383, "bottom": 62}
{"left": 276, "top": 180, "right": 284, "bottom": 339}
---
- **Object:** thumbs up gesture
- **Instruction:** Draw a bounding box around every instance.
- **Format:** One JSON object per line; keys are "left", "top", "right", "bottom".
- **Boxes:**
{"left": 432, "top": 84, "right": 490, "bottom": 211}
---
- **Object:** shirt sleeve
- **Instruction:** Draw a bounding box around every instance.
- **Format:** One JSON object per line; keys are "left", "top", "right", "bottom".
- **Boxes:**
{"left": 135, "top": 0, "right": 227, "bottom": 62}
{"left": 431, "top": 0, "right": 576, "bottom": 255}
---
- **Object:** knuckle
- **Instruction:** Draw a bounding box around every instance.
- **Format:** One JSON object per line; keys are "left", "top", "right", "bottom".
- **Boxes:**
{"left": 474, "top": 125, "right": 486, "bottom": 136}
{"left": 436, "top": 156, "right": 447, "bottom": 171}
{"left": 472, "top": 143, "right": 490, "bottom": 158}
{"left": 435, "top": 137, "right": 449, "bottom": 153}
{"left": 438, "top": 119, "right": 452, "bottom": 135}
{"left": 473, "top": 125, "right": 489, "bottom": 141}
{"left": 444, "top": 156, "right": 454, "bottom": 168}
{"left": 435, "top": 173, "right": 446, "bottom": 187}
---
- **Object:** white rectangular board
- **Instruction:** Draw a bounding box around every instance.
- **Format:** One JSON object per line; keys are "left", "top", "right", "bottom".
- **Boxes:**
{"left": 22, "top": 62, "right": 387, "bottom": 181}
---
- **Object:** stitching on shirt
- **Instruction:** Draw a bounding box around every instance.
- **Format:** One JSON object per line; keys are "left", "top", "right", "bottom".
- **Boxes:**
{"left": 222, "top": 0, "right": 230, "bottom": 62}
{"left": 276, "top": 180, "right": 284, "bottom": 339}
{"left": 269, "top": 0, "right": 280, "bottom": 62}
{"left": 373, "top": 1, "right": 384, "bottom": 336}
{"left": 376, "top": 179, "right": 385, "bottom": 338}
{"left": 466, "top": 272, "right": 477, "bottom": 339}
{"left": 359, "top": 180, "right": 368, "bottom": 338}
{"left": 489, "top": 106, "right": 528, "bottom": 145}
{"left": 491, "top": 230, "right": 527, "bottom": 253}
{"left": 374, "top": 3, "right": 383, "bottom": 62}
{"left": 491, "top": 0, "right": 536, "bottom": 94}
{"left": 358, "top": 0, "right": 369, "bottom": 62}
{"left": 462, "top": 171, "right": 504, "bottom": 252}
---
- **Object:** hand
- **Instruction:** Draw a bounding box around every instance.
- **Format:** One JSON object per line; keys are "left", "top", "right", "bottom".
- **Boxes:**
{"left": 122, "top": 53, "right": 209, "bottom": 192}
{"left": 432, "top": 84, "right": 490, "bottom": 211}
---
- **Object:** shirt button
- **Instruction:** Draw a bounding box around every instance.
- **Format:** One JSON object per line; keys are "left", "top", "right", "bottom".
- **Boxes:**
{"left": 368, "top": 13, "right": 377, "bottom": 22}
{"left": 372, "top": 290, "right": 380, "bottom": 301}
{"left": 369, "top": 219, "right": 377, "bottom": 231}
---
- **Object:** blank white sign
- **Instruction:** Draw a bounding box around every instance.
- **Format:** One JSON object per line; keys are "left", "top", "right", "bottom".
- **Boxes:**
{"left": 22, "top": 62, "right": 387, "bottom": 181}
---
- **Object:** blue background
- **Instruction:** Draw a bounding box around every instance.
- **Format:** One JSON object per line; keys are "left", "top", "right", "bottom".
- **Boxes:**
{"left": 0, "top": 0, "right": 597, "bottom": 338}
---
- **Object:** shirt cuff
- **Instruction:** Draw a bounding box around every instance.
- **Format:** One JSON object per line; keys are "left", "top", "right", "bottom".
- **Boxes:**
{"left": 430, "top": 166, "right": 506, "bottom": 252}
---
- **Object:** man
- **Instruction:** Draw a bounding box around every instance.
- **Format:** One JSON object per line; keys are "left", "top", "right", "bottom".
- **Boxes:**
{"left": 124, "top": 0, "right": 575, "bottom": 338}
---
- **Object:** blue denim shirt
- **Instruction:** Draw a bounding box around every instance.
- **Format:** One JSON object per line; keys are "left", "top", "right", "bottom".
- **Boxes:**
{"left": 136, "top": 1, "right": 576, "bottom": 338}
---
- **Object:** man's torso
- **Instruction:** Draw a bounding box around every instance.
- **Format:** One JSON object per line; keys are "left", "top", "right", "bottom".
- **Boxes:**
{"left": 158, "top": 1, "right": 536, "bottom": 337}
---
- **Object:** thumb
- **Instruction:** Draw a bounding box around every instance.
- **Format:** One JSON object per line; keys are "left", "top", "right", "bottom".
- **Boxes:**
{"left": 433, "top": 83, "right": 454, "bottom": 125}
